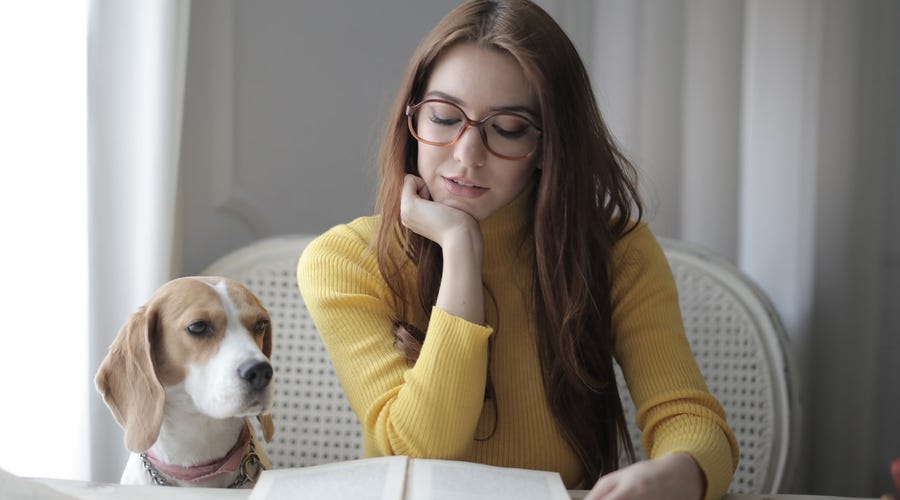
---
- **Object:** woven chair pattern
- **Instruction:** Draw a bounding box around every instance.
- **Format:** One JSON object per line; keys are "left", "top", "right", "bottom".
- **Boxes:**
{"left": 203, "top": 236, "right": 364, "bottom": 469}
{"left": 617, "top": 238, "right": 796, "bottom": 494}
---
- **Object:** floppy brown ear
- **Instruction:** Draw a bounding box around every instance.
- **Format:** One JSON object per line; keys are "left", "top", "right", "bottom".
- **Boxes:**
{"left": 262, "top": 307, "right": 273, "bottom": 359}
{"left": 260, "top": 313, "right": 275, "bottom": 442}
{"left": 257, "top": 414, "right": 275, "bottom": 442}
{"left": 94, "top": 307, "right": 166, "bottom": 453}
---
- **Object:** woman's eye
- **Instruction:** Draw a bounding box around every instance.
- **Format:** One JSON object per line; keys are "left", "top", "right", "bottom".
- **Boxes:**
{"left": 429, "top": 112, "right": 460, "bottom": 126}
{"left": 186, "top": 321, "right": 212, "bottom": 336}
{"left": 492, "top": 123, "right": 529, "bottom": 139}
{"left": 254, "top": 319, "right": 269, "bottom": 335}
{"left": 490, "top": 115, "right": 531, "bottom": 138}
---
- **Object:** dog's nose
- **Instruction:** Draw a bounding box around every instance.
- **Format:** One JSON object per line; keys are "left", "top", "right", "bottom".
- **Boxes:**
{"left": 238, "top": 360, "right": 273, "bottom": 390}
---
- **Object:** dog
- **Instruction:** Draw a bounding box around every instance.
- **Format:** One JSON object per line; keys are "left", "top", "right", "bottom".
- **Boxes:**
{"left": 95, "top": 276, "right": 276, "bottom": 488}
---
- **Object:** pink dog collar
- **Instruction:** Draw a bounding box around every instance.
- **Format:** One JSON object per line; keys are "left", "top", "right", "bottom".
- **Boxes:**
{"left": 144, "top": 423, "right": 252, "bottom": 484}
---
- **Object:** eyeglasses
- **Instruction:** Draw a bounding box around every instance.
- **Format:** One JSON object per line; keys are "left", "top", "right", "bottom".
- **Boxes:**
{"left": 406, "top": 99, "right": 542, "bottom": 160}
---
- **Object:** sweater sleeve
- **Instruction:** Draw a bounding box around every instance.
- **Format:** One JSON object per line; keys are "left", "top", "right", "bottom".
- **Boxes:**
{"left": 296, "top": 220, "right": 493, "bottom": 459}
{"left": 610, "top": 224, "right": 739, "bottom": 500}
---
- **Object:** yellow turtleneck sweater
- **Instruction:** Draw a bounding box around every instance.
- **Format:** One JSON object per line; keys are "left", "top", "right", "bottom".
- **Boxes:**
{"left": 297, "top": 186, "right": 738, "bottom": 499}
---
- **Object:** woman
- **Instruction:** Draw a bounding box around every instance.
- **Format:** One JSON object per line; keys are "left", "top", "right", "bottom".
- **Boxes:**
{"left": 297, "top": 1, "right": 738, "bottom": 499}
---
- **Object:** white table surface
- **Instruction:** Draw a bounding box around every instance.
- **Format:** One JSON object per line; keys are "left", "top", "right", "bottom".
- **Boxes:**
{"left": 0, "top": 466, "right": 878, "bottom": 500}
{"left": 29, "top": 478, "right": 879, "bottom": 500}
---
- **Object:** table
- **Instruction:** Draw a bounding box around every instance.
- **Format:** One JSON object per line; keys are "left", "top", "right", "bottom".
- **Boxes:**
{"left": 0, "top": 466, "right": 878, "bottom": 500}
{"left": 27, "top": 478, "right": 879, "bottom": 500}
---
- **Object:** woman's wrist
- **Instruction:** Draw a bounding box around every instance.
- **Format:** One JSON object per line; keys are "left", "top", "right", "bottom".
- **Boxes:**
{"left": 434, "top": 224, "right": 484, "bottom": 324}
{"left": 664, "top": 452, "right": 706, "bottom": 500}
{"left": 439, "top": 222, "right": 483, "bottom": 264}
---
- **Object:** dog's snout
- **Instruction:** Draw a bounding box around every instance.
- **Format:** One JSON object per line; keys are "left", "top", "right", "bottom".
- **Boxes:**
{"left": 238, "top": 360, "right": 273, "bottom": 390}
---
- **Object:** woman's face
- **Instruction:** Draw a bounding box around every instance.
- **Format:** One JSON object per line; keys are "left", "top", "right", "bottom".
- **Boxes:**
{"left": 415, "top": 43, "right": 540, "bottom": 221}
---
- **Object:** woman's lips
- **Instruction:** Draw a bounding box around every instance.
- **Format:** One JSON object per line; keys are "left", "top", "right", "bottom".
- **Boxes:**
{"left": 443, "top": 176, "right": 487, "bottom": 198}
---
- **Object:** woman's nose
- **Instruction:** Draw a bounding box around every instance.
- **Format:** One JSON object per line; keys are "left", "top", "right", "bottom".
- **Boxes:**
{"left": 453, "top": 125, "right": 488, "bottom": 167}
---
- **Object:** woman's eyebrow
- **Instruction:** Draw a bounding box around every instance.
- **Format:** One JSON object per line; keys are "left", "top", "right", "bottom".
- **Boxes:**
{"left": 423, "top": 90, "right": 539, "bottom": 118}
{"left": 423, "top": 90, "right": 462, "bottom": 104}
{"left": 492, "top": 103, "right": 539, "bottom": 117}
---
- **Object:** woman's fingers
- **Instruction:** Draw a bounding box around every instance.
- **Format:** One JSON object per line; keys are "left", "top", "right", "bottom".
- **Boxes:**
{"left": 399, "top": 174, "right": 477, "bottom": 247}
{"left": 584, "top": 472, "right": 617, "bottom": 500}
{"left": 416, "top": 178, "right": 430, "bottom": 200}
{"left": 582, "top": 454, "right": 703, "bottom": 500}
{"left": 402, "top": 173, "right": 426, "bottom": 198}
{"left": 400, "top": 174, "right": 426, "bottom": 229}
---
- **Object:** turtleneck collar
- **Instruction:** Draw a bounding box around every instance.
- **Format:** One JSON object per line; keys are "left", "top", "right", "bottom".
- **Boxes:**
{"left": 478, "top": 176, "right": 537, "bottom": 272}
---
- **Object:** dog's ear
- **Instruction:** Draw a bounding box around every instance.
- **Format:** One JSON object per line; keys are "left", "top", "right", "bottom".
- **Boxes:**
{"left": 94, "top": 306, "right": 166, "bottom": 453}
{"left": 259, "top": 305, "right": 274, "bottom": 442}
{"left": 261, "top": 307, "right": 273, "bottom": 359}
{"left": 257, "top": 414, "right": 275, "bottom": 442}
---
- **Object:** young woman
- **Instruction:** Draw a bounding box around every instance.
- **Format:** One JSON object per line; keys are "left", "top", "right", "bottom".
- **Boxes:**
{"left": 297, "top": 1, "right": 738, "bottom": 499}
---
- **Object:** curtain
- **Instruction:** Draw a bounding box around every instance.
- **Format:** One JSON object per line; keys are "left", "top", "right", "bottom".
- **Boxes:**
{"left": 87, "top": 0, "right": 190, "bottom": 482}
{"left": 548, "top": 0, "right": 898, "bottom": 495}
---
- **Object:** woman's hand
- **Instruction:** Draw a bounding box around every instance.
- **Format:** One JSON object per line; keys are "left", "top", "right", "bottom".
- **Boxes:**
{"left": 585, "top": 453, "right": 705, "bottom": 500}
{"left": 399, "top": 174, "right": 480, "bottom": 249}
{"left": 400, "top": 174, "right": 485, "bottom": 324}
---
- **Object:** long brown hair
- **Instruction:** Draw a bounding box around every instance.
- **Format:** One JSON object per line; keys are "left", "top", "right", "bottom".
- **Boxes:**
{"left": 375, "top": 0, "right": 642, "bottom": 484}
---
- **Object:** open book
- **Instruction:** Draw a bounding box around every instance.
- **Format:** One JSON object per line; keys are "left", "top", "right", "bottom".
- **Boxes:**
{"left": 248, "top": 456, "right": 572, "bottom": 500}
{"left": 0, "top": 466, "right": 80, "bottom": 500}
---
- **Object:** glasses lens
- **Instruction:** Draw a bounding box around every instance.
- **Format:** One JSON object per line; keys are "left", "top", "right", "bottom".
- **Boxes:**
{"left": 411, "top": 101, "right": 465, "bottom": 145}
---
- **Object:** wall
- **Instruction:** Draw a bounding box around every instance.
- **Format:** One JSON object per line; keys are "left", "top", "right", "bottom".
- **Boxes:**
{"left": 179, "top": 0, "right": 460, "bottom": 275}
{"left": 178, "top": 0, "right": 900, "bottom": 496}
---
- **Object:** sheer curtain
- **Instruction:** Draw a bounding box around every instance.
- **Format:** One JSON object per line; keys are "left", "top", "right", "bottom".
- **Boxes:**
{"left": 87, "top": 0, "right": 190, "bottom": 482}
{"left": 560, "top": 0, "right": 897, "bottom": 495}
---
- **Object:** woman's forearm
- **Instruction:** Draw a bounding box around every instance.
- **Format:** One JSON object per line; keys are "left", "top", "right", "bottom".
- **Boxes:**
{"left": 434, "top": 224, "right": 485, "bottom": 324}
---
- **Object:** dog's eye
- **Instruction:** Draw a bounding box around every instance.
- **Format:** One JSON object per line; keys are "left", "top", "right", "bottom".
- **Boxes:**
{"left": 254, "top": 319, "right": 269, "bottom": 335}
{"left": 186, "top": 321, "right": 212, "bottom": 336}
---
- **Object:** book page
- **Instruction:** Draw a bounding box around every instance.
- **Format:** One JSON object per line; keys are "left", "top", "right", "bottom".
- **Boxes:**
{"left": 405, "top": 459, "right": 570, "bottom": 500}
{"left": 249, "top": 456, "right": 408, "bottom": 500}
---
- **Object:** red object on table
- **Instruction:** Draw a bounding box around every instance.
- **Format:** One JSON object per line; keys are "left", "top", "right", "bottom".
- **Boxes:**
{"left": 892, "top": 459, "right": 900, "bottom": 491}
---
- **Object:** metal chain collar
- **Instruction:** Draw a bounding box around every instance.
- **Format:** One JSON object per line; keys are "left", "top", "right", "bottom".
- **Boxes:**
{"left": 140, "top": 438, "right": 264, "bottom": 488}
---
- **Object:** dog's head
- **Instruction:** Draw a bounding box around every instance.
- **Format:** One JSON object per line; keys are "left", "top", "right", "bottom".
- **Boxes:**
{"left": 95, "top": 276, "right": 276, "bottom": 453}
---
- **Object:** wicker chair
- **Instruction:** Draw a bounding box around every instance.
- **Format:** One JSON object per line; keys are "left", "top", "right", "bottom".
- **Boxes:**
{"left": 616, "top": 237, "right": 799, "bottom": 494}
{"left": 202, "top": 235, "right": 798, "bottom": 494}
{"left": 203, "top": 236, "right": 363, "bottom": 469}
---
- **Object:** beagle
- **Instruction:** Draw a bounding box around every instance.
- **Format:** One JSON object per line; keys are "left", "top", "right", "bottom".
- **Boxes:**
{"left": 95, "top": 276, "right": 276, "bottom": 488}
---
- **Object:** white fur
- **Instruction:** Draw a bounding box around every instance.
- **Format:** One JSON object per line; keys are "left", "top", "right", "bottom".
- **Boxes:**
{"left": 184, "top": 280, "right": 273, "bottom": 419}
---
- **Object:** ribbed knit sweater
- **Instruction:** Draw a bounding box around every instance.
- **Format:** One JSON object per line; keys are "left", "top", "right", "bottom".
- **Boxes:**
{"left": 297, "top": 186, "right": 738, "bottom": 499}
